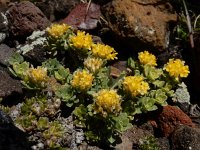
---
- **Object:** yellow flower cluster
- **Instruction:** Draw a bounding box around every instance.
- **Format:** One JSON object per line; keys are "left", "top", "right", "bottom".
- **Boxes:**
{"left": 138, "top": 51, "right": 157, "bottom": 66}
{"left": 70, "top": 30, "right": 93, "bottom": 50}
{"left": 123, "top": 76, "right": 150, "bottom": 97}
{"left": 25, "top": 67, "right": 48, "bottom": 87}
{"left": 47, "top": 24, "right": 70, "bottom": 38}
{"left": 71, "top": 70, "right": 94, "bottom": 91}
{"left": 91, "top": 43, "right": 118, "bottom": 60}
{"left": 94, "top": 89, "right": 121, "bottom": 117}
{"left": 164, "top": 59, "right": 190, "bottom": 80}
{"left": 84, "top": 57, "right": 103, "bottom": 73}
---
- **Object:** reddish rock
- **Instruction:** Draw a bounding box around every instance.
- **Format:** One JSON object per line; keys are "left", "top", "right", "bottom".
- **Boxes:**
{"left": 157, "top": 105, "right": 195, "bottom": 137}
{"left": 35, "top": 0, "right": 80, "bottom": 21}
{"left": 7, "top": 1, "right": 50, "bottom": 41}
{"left": 102, "top": 0, "right": 177, "bottom": 51}
{"left": 62, "top": 3, "right": 101, "bottom": 30}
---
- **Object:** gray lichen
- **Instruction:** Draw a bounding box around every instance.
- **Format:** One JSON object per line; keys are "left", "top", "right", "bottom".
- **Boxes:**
{"left": 0, "top": 12, "right": 8, "bottom": 31}
{"left": 172, "top": 82, "right": 190, "bottom": 104}
{"left": 0, "top": 32, "right": 6, "bottom": 43}
{"left": 17, "top": 30, "right": 47, "bottom": 55}
{"left": 0, "top": 12, "right": 9, "bottom": 43}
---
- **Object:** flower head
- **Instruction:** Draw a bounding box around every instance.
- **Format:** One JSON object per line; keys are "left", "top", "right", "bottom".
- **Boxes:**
{"left": 84, "top": 57, "right": 103, "bottom": 73}
{"left": 138, "top": 51, "right": 157, "bottom": 66}
{"left": 94, "top": 89, "right": 121, "bottom": 117}
{"left": 123, "top": 76, "right": 150, "bottom": 97}
{"left": 47, "top": 24, "right": 70, "bottom": 38}
{"left": 71, "top": 69, "right": 94, "bottom": 91}
{"left": 91, "top": 44, "right": 118, "bottom": 60}
{"left": 25, "top": 67, "right": 48, "bottom": 87}
{"left": 164, "top": 59, "right": 190, "bottom": 80}
{"left": 70, "top": 30, "right": 93, "bottom": 50}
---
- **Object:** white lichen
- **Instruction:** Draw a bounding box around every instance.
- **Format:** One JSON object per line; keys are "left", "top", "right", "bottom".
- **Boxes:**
{"left": 172, "top": 82, "right": 190, "bottom": 104}
{"left": 17, "top": 30, "right": 47, "bottom": 54}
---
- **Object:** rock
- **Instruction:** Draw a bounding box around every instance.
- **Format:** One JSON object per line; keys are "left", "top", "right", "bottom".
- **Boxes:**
{"left": 35, "top": 0, "right": 80, "bottom": 22}
{"left": 0, "top": 109, "right": 13, "bottom": 124}
{"left": 17, "top": 30, "right": 47, "bottom": 65}
{"left": 0, "top": 110, "right": 30, "bottom": 150}
{"left": 92, "top": 0, "right": 112, "bottom": 5}
{"left": 6, "top": 1, "right": 50, "bottom": 42}
{"left": 157, "top": 137, "right": 170, "bottom": 150}
{"left": 78, "top": 143, "right": 103, "bottom": 150}
{"left": 156, "top": 105, "right": 195, "bottom": 137}
{"left": 102, "top": 0, "right": 177, "bottom": 51}
{"left": 0, "top": 44, "right": 15, "bottom": 66}
{"left": 0, "top": 0, "right": 9, "bottom": 11}
{"left": 114, "top": 134, "right": 133, "bottom": 150}
{"left": 171, "top": 125, "right": 200, "bottom": 150}
{"left": 0, "top": 12, "right": 9, "bottom": 43}
{"left": 0, "top": 69, "right": 22, "bottom": 99}
{"left": 116, "top": 125, "right": 156, "bottom": 150}
{"left": 62, "top": 3, "right": 101, "bottom": 30}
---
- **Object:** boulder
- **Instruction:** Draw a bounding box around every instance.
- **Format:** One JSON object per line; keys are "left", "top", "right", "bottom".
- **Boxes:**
{"left": 0, "top": 110, "right": 30, "bottom": 150}
{"left": 156, "top": 105, "right": 195, "bottom": 137}
{"left": 62, "top": 3, "right": 101, "bottom": 30}
{"left": 0, "top": 44, "right": 15, "bottom": 66}
{"left": 171, "top": 125, "right": 200, "bottom": 150}
{"left": 0, "top": 69, "right": 22, "bottom": 99}
{"left": 6, "top": 1, "right": 50, "bottom": 42}
{"left": 102, "top": 0, "right": 177, "bottom": 51}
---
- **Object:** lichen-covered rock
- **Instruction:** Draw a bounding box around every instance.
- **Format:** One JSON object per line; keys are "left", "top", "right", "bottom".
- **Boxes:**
{"left": 0, "top": 12, "right": 8, "bottom": 43}
{"left": 157, "top": 105, "right": 195, "bottom": 137}
{"left": 17, "top": 30, "right": 47, "bottom": 64}
{"left": 0, "top": 69, "right": 22, "bottom": 99}
{"left": 7, "top": 1, "right": 50, "bottom": 41}
{"left": 102, "top": 0, "right": 177, "bottom": 51}
{"left": 171, "top": 125, "right": 200, "bottom": 150}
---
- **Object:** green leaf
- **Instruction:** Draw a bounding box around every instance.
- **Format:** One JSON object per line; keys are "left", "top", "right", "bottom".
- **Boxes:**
{"left": 108, "top": 135, "right": 116, "bottom": 144}
{"left": 112, "top": 113, "right": 132, "bottom": 132}
{"left": 12, "top": 62, "right": 29, "bottom": 78}
{"left": 127, "top": 57, "right": 136, "bottom": 69}
{"left": 54, "top": 67, "right": 70, "bottom": 83}
{"left": 137, "top": 97, "right": 158, "bottom": 112}
{"left": 55, "top": 84, "right": 77, "bottom": 107}
{"left": 152, "top": 80, "right": 165, "bottom": 88}
{"left": 73, "top": 104, "right": 88, "bottom": 127}
{"left": 42, "top": 58, "right": 62, "bottom": 75}
{"left": 143, "top": 65, "right": 162, "bottom": 81}
{"left": 110, "top": 71, "right": 126, "bottom": 89}
{"left": 8, "top": 52, "right": 24, "bottom": 65}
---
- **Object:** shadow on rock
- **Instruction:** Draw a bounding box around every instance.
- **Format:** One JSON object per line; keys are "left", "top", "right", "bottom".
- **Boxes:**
{"left": 0, "top": 110, "right": 31, "bottom": 150}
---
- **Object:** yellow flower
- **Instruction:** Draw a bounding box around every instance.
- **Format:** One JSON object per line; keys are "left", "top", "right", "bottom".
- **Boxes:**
{"left": 47, "top": 24, "right": 70, "bottom": 38}
{"left": 84, "top": 57, "right": 103, "bottom": 73}
{"left": 123, "top": 76, "right": 150, "bottom": 97}
{"left": 138, "top": 51, "right": 157, "bottom": 66}
{"left": 94, "top": 89, "right": 121, "bottom": 117}
{"left": 70, "top": 30, "right": 93, "bottom": 50}
{"left": 164, "top": 59, "right": 190, "bottom": 80}
{"left": 71, "top": 69, "right": 94, "bottom": 91}
{"left": 26, "top": 67, "right": 48, "bottom": 87}
{"left": 91, "top": 43, "right": 118, "bottom": 60}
